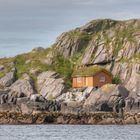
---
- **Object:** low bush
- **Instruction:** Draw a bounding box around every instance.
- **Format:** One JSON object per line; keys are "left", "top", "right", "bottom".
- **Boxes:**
{"left": 112, "top": 75, "right": 121, "bottom": 84}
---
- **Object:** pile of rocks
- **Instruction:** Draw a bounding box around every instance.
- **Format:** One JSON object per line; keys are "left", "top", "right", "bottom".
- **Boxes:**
{"left": 57, "top": 87, "right": 95, "bottom": 103}
{"left": 0, "top": 71, "right": 64, "bottom": 114}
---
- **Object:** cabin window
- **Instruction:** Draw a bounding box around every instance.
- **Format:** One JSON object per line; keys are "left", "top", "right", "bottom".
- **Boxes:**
{"left": 77, "top": 77, "right": 82, "bottom": 83}
{"left": 100, "top": 76, "right": 105, "bottom": 82}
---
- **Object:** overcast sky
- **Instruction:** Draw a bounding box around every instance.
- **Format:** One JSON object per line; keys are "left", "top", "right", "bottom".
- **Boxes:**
{"left": 0, "top": 0, "right": 139, "bottom": 58}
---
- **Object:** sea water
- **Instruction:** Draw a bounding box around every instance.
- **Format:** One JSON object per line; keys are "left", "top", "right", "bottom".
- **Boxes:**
{"left": 0, "top": 125, "right": 140, "bottom": 140}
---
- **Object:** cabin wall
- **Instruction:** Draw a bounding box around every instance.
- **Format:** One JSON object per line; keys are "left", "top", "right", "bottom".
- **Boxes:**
{"left": 72, "top": 78, "right": 77, "bottom": 88}
{"left": 72, "top": 77, "right": 85, "bottom": 88}
{"left": 72, "top": 76, "right": 94, "bottom": 88}
{"left": 85, "top": 76, "right": 94, "bottom": 87}
{"left": 93, "top": 72, "right": 112, "bottom": 88}
{"left": 72, "top": 72, "right": 112, "bottom": 88}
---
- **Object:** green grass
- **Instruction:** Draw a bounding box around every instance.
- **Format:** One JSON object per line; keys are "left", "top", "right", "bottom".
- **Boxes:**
{"left": 13, "top": 52, "right": 74, "bottom": 89}
{"left": 0, "top": 57, "right": 13, "bottom": 66}
{"left": 0, "top": 72, "right": 5, "bottom": 79}
{"left": 68, "top": 30, "right": 92, "bottom": 42}
{"left": 14, "top": 48, "right": 51, "bottom": 79}
{"left": 0, "top": 58, "right": 13, "bottom": 79}
{"left": 72, "top": 66, "right": 104, "bottom": 77}
{"left": 51, "top": 55, "right": 74, "bottom": 88}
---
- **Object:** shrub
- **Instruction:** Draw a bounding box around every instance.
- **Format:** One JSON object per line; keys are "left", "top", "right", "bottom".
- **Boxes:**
{"left": 0, "top": 84, "right": 4, "bottom": 90}
{"left": 112, "top": 75, "right": 121, "bottom": 84}
{"left": 52, "top": 55, "right": 74, "bottom": 89}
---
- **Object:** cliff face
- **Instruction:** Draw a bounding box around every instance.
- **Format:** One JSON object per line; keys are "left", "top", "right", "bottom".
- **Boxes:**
{"left": 0, "top": 19, "right": 139, "bottom": 114}
{"left": 47, "top": 19, "right": 140, "bottom": 96}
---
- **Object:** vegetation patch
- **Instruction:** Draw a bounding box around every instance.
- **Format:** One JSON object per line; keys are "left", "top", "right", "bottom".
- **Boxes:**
{"left": 51, "top": 55, "right": 74, "bottom": 88}
{"left": 112, "top": 75, "right": 122, "bottom": 84}
{"left": 47, "top": 95, "right": 56, "bottom": 101}
{"left": 72, "top": 66, "right": 104, "bottom": 77}
{"left": 0, "top": 84, "right": 4, "bottom": 89}
{"left": 14, "top": 48, "right": 51, "bottom": 79}
{"left": 0, "top": 72, "right": 5, "bottom": 79}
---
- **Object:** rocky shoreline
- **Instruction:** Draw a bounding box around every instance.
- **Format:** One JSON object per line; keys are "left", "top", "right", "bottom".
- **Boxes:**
{"left": 0, "top": 112, "right": 140, "bottom": 125}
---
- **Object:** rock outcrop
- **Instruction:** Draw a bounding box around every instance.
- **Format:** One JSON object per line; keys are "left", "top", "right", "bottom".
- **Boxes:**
{"left": 46, "top": 19, "right": 140, "bottom": 100}
{"left": 9, "top": 74, "right": 35, "bottom": 97}
{"left": 84, "top": 84, "right": 129, "bottom": 112}
{"left": 32, "top": 47, "right": 45, "bottom": 52}
{"left": 37, "top": 71, "right": 66, "bottom": 99}
{"left": 57, "top": 87, "right": 94, "bottom": 103}
{"left": 58, "top": 84, "right": 133, "bottom": 114}
{"left": 0, "top": 71, "right": 16, "bottom": 87}
{"left": 0, "top": 65, "right": 4, "bottom": 71}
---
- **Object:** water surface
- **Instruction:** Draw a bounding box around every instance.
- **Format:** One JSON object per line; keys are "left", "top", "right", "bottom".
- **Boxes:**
{"left": 0, "top": 125, "right": 140, "bottom": 140}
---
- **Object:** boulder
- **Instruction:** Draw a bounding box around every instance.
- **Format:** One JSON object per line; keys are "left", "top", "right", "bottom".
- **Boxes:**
{"left": 32, "top": 47, "right": 44, "bottom": 52}
{"left": 56, "top": 116, "right": 65, "bottom": 124}
{"left": 0, "top": 65, "right": 4, "bottom": 71}
{"left": 0, "top": 72, "right": 16, "bottom": 87}
{"left": 25, "top": 60, "right": 31, "bottom": 64}
{"left": 0, "top": 90, "right": 9, "bottom": 95}
{"left": 97, "top": 118, "right": 116, "bottom": 125}
{"left": 0, "top": 104, "right": 20, "bottom": 113}
{"left": 29, "top": 68, "right": 40, "bottom": 76}
{"left": 56, "top": 92, "right": 75, "bottom": 103}
{"left": 30, "top": 94, "right": 40, "bottom": 102}
{"left": 0, "top": 94, "right": 7, "bottom": 104}
{"left": 111, "top": 62, "right": 140, "bottom": 95}
{"left": 20, "top": 103, "right": 33, "bottom": 114}
{"left": 37, "top": 71, "right": 66, "bottom": 99}
{"left": 57, "top": 87, "right": 94, "bottom": 103}
{"left": 93, "top": 44, "right": 111, "bottom": 64}
{"left": 84, "top": 84, "right": 129, "bottom": 112}
{"left": 30, "top": 94, "right": 45, "bottom": 102}
{"left": 16, "top": 97, "right": 29, "bottom": 105}
{"left": 60, "top": 102, "right": 83, "bottom": 114}
{"left": 88, "top": 117, "right": 97, "bottom": 124}
{"left": 9, "top": 74, "right": 35, "bottom": 97}
{"left": 125, "top": 64, "right": 140, "bottom": 96}
{"left": 40, "top": 50, "right": 54, "bottom": 65}
{"left": 7, "top": 96, "right": 17, "bottom": 104}
{"left": 20, "top": 100, "right": 61, "bottom": 114}
{"left": 124, "top": 116, "right": 136, "bottom": 124}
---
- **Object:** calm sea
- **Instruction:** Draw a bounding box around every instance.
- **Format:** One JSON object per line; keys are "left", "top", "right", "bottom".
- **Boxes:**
{"left": 0, "top": 125, "right": 140, "bottom": 140}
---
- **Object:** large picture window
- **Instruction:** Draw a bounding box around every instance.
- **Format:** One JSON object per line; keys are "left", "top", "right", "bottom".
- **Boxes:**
{"left": 100, "top": 76, "right": 105, "bottom": 82}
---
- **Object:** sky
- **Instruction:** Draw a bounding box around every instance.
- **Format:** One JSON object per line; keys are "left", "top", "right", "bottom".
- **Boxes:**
{"left": 0, "top": 0, "right": 140, "bottom": 58}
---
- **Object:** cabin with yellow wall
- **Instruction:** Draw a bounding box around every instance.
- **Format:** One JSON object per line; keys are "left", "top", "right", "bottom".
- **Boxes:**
{"left": 72, "top": 66, "right": 112, "bottom": 88}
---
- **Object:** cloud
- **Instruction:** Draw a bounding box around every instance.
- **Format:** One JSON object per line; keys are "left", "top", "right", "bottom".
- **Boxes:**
{"left": 0, "top": 0, "right": 139, "bottom": 57}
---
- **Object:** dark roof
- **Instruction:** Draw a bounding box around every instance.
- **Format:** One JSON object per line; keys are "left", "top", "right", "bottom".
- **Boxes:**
{"left": 72, "top": 66, "right": 112, "bottom": 77}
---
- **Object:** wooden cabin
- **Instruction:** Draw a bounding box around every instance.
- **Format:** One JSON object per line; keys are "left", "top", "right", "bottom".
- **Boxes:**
{"left": 72, "top": 66, "right": 112, "bottom": 88}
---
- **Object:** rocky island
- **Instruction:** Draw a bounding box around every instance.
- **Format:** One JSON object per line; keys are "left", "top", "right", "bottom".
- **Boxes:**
{"left": 0, "top": 19, "right": 140, "bottom": 124}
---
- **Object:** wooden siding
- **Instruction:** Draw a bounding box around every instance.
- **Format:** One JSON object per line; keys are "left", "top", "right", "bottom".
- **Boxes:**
{"left": 85, "top": 76, "right": 93, "bottom": 87}
{"left": 72, "top": 71, "right": 112, "bottom": 88}
{"left": 72, "top": 77, "right": 85, "bottom": 88}
{"left": 93, "top": 71, "right": 112, "bottom": 88}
